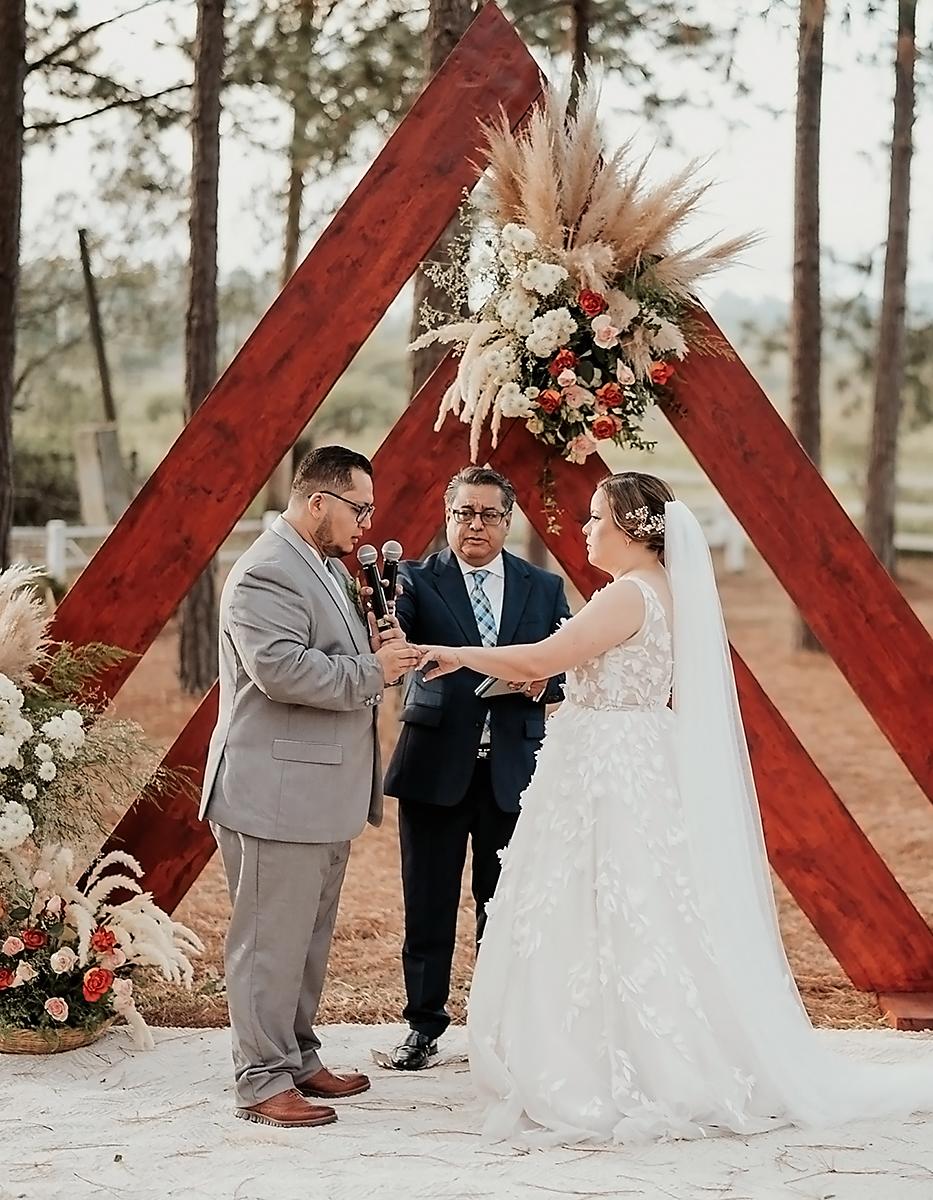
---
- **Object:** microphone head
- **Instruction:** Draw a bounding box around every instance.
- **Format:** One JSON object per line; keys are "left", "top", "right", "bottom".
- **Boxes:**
{"left": 381, "top": 540, "right": 403, "bottom": 563}
{"left": 356, "top": 544, "right": 378, "bottom": 567}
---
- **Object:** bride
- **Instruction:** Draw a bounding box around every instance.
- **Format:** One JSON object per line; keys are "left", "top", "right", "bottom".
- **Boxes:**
{"left": 416, "top": 471, "right": 933, "bottom": 1146}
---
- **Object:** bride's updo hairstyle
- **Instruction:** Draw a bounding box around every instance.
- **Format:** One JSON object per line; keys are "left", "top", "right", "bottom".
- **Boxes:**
{"left": 599, "top": 472, "right": 674, "bottom": 560}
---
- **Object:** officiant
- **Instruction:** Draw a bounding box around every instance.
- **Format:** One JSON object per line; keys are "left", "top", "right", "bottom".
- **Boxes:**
{"left": 383, "top": 465, "right": 571, "bottom": 1070}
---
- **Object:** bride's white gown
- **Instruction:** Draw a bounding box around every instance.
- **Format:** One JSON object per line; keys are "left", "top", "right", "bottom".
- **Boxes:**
{"left": 467, "top": 567, "right": 933, "bottom": 1146}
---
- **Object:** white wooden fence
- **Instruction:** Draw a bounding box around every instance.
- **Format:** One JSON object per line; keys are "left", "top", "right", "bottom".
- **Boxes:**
{"left": 10, "top": 472, "right": 933, "bottom": 585}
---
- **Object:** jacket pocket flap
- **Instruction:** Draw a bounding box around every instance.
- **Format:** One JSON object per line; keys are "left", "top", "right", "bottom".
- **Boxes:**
{"left": 524, "top": 716, "right": 546, "bottom": 740}
{"left": 272, "top": 739, "right": 343, "bottom": 765}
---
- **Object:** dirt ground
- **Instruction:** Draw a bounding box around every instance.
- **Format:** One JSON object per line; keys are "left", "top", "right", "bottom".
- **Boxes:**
{"left": 112, "top": 549, "right": 933, "bottom": 1033}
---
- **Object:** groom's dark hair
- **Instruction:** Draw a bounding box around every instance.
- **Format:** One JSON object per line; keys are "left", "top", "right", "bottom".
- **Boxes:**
{"left": 292, "top": 445, "right": 373, "bottom": 498}
{"left": 445, "top": 466, "right": 516, "bottom": 513}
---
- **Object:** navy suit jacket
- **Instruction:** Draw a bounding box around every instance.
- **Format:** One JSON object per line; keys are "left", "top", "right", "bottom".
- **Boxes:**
{"left": 384, "top": 547, "right": 572, "bottom": 813}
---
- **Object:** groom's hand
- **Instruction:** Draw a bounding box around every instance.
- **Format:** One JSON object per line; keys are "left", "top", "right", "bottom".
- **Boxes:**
{"left": 367, "top": 612, "right": 405, "bottom": 652}
{"left": 508, "top": 679, "right": 548, "bottom": 700}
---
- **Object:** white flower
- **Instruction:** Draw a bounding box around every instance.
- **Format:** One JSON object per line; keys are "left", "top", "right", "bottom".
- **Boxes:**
{"left": 38, "top": 761, "right": 57, "bottom": 782}
{"left": 61, "top": 710, "right": 84, "bottom": 729}
{"left": 526, "top": 417, "right": 545, "bottom": 435}
{"left": 101, "top": 947, "right": 128, "bottom": 971}
{"left": 592, "top": 315, "right": 620, "bottom": 349}
{"left": 556, "top": 368, "right": 577, "bottom": 388}
{"left": 651, "top": 316, "right": 687, "bottom": 359}
{"left": 34, "top": 742, "right": 53, "bottom": 762}
{"left": 501, "top": 223, "right": 537, "bottom": 252}
{"left": 521, "top": 259, "right": 569, "bottom": 297}
{"left": 496, "top": 383, "right": 534, "bottom": 419}
{"left": 32, "top": 869, "right": 52, "bottom": 891}
{"left": 525, "top": 307, "right": 577, "bottom": 357}
{"left": 21, "top": 783, "right": 37, "bottom": 802}
{"left": 12, "top": 753, "right": 24, "bottom": 771}
{"left": 50, "top": 947, "right": 78, "bottom": 974}
{"left": 616, "top": 362, "right": 636, "bottom": 386}
{"left": 0, "top": 675, "right": 23, "bottom": 707}
{"left": 0, "top": 800, "right": 34, "bottom": 850}
{"left": 45, "top": 895, "right": 64, "bottom": 918}
{"left": 524, "top": 387, "right": 540, "bottom": 400}
{"left": 12, "top": 961, "right": 38, "bottom": 987}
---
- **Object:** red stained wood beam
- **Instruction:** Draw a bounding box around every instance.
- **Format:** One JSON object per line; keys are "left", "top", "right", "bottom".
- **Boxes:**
{"left": 664, "top": 311, "right": 933, "bottom": 803}
{"left": 49, "top": 2, "right": 543, "bottom": 701}
{"left": 493, "top": 427, "right": 933, "bottom": 993}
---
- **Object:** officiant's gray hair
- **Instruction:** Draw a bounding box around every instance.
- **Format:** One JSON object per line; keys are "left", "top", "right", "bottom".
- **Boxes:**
{"left": 445, "top": 466, "right": 516, "bottom": 513}
{"left": 599, "top": 472, "right": 674, "bottom": 559}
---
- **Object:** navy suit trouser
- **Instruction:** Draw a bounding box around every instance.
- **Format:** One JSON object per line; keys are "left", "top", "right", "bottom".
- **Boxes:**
{"left": 398, "top": 758, "right": 518, "bottom": 1040}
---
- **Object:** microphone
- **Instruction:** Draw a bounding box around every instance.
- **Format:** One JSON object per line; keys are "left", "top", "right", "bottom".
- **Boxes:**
{"left": 381, "top": 540, "right": 403, "bottom": 614}
{"left": 356, "top": 544, "right": 391, "bottom": 629}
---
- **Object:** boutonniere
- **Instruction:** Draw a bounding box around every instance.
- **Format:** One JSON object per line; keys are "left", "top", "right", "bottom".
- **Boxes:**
{"left": 344, "top": 574, "right": 366, "bottom": 620}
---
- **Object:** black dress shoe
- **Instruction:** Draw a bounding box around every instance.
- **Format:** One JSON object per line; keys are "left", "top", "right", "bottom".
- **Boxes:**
{"left": 390, "top": 1031, "right": 438, "bottom": 1071}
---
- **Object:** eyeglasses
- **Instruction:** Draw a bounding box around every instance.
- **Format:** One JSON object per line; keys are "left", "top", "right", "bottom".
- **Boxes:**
{"left": 448, "top": 507, "right": 510, "bottom": 527}
{"left": 317, "top": 490, "right": 375, "bottom": 526}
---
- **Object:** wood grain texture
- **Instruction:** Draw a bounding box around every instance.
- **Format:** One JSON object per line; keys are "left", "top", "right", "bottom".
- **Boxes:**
{"left": 664, "top": 309, "right": 933, "bottom": 802}
{"left": 492, "top": 427, "right": 933, "bottom": 992}
{"left": 49, "top": 2, "right": 543, "bottom": 701}
{"left": 877, "top": 992, "right": 933, "bottom": 1031}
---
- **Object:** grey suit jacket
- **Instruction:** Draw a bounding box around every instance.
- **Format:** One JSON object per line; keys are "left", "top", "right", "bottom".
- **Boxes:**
{"left": 199, "top": 516, "right": 385, "bottom": 843}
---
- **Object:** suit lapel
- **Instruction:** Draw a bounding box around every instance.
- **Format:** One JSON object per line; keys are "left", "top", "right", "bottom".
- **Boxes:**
{"left": 432, "top": 549, "right": 483, "bottom": 647}
{"left": 498, "top": 550, "right": 533, "bottom": 646}
{"left": 271, "top": 517, "right": 369, "bottom": 653}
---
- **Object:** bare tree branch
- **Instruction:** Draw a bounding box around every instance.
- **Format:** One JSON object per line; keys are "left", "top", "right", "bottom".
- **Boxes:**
{"left": 26, "top": 84, "right": 189, "bottom": 132}
{"left": 26, "top": 0, "right": 170, "bottom": 75}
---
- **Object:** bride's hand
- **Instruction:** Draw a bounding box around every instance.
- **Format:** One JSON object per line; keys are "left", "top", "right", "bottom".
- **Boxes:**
{"left": 417, "top": 646, "right": 463, "bottom": 680}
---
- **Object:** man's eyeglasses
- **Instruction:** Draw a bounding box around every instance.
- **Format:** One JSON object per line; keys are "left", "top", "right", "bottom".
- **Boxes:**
{"left": 449, "top": 507, "right": 510, "bottom": 528}
{"left": 317, "top": 490, "right": 375, "bottom": 526}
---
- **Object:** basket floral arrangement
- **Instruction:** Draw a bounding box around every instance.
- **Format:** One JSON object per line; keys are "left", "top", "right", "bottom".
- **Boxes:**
{"left": 411, "top": 81, "right": 749, "bottom": 466}
{"left": 0, "top": 844, "right": 201, "bottom": 1053}
{"left": 0, "top": 564, "right": 201, "bottom": 1052}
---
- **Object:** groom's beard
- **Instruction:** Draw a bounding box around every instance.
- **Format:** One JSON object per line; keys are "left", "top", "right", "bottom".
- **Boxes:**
{"left": 316, "top": 515, "right": 354, "bottom": 559}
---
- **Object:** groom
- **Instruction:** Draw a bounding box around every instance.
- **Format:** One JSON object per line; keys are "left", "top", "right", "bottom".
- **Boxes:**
{"left": 384, "top": 465, "right": 571, "bottom": 1069}
{"left": 201, "top": 445, "right": 420, "bottom": 1128}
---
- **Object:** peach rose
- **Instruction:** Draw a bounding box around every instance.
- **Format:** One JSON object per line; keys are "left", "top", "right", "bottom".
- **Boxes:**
{"left": 649, "top": 361, "right": 675, "bottom": 385}
{"left": 547, "top": 348, "right": 577, "bottom": 377}
{"left": 591, "top": 414, "right": 623, "bottom": 440}
{"left": 2, "top": 936, "right": 24, "bottom": 956}
{"left": 537, "top": 389, "right": 562, "bottom": 414}
{"left": 578, "top": 289, "right": 608, "bottom": 317}
{"left": 44, "top": 997, "right": 69, "bottom": 1022}
{"left": 82, "top": 967, "right": 115, "bottom": 1003}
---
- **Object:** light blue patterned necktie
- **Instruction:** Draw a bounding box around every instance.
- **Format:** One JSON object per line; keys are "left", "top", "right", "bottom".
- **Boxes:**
{"left": 469, "top": 569, "right": 497, "bottom": 747}
{"left": 468, "top": 569, "right": 498, "bottom": 647}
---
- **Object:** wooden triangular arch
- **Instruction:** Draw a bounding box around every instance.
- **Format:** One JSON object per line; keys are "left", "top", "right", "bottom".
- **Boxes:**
{"left": 50, "top": 5, "right": 933, "bottom": 1024}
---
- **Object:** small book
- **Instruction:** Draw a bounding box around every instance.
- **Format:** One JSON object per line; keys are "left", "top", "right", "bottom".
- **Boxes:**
{"left": 475, "top": 676, "right": 547, "bottom": 702}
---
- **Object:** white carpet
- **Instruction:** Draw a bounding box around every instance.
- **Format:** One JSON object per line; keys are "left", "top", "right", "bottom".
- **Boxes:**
{"left": 4, "top": 1024, "right": 933, "bottom": 1200}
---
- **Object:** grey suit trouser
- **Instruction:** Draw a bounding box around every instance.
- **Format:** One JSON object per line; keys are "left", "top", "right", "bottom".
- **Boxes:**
{"left": 212, "top": 823, "right": 350, "bottom": 1107}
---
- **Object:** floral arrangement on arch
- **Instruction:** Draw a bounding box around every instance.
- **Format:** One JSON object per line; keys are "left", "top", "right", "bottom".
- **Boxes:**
{"left": 0, "top": 565, "right": 202, "bottom": 1050}
{"left": 0, "top": 844, "right": 202, "bottom": 1047}
{"left": 412, "top": 80, "right": 750, "bottom": 465}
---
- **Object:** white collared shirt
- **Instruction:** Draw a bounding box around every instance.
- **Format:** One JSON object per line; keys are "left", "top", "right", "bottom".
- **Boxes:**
{"left": 456, "top": 551, "right": 504, "bottom": 635}
{"left": 305, "top": 540, "right": 350, "bottom": 615}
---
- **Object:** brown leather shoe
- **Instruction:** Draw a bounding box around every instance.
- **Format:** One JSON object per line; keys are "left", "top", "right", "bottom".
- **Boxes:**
{"left": 297, "top": 1066, "right": 371, "bottom": 1099}
{"left": 236, "top": 1088, "right": 337, "bottom": 1127}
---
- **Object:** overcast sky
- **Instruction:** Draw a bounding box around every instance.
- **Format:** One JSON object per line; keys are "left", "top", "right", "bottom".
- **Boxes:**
{"left": 21, "top": 1, "right": 933, "bottom": 305}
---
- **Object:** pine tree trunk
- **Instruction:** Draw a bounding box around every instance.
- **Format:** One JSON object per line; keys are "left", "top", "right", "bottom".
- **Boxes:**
{"left": 569, "top": 0, "right": 591, "bottom": 83}
{"left": 408, "top": 0, "right": 476, "bottom": 398}
{"left": 790, "top": 0, "right": 824, "bottom": 651}
{"left": 179, "top": 0, "right": 225, "bottom": 694}
{"left": 266, "top": 0, "right": 317, "bottom": 513}
{"left": 0, "top": 1, "right": 25, "bottom": 568}
{"left": 865, "top": 0, "right": 916, "bottom": 576}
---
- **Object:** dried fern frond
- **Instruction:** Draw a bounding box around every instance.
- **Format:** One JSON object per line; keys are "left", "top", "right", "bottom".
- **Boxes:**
{"left": 647, "top": 231, "right": 761, "bottom": 298}
{"left": 0, "top": 565, "right": 50, "bottom": 684}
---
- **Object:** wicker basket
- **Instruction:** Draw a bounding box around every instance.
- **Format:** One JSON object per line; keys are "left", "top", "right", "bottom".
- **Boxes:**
{"left": 0, "top": 1019, "right": 114, "bottom": 1055}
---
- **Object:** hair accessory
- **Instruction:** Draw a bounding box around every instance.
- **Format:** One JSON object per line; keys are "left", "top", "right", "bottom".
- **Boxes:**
{"left": 624, "top": 506, "right": 666, "bottom": 538}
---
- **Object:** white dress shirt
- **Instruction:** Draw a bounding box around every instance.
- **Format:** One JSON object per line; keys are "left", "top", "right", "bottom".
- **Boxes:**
{"left": 457, "top": 551, "right": 505, "bottom": 635}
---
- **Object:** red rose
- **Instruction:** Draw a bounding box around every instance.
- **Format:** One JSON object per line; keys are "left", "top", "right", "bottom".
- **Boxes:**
{"left": 591, "top": 414, "right": 622, "bottom": 440}
{"left": 82, "top": 966, "right": 115, "bottom": 1003}
{"left": 547, "top": 348, "right": 577, "bottom": 377}
{"left": 578, "top": 289, "right": 608, "bottom": 317}
{"left": 90, "top": 927, "right": 117, "bottom": 954}
{"left": 0, "top": 968, "right": 14, "bottom": 990}
{"left": 21, "top": 928, "right": 48, "bottom": 950}
{"left": 649, "top": 361, "right": 675, "bottom": 386}
{"left": 594, "top": 381, "right": 624, "bottom": 408}
{"left": 537, "top": 388, "right": 563, "bottom": 414}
